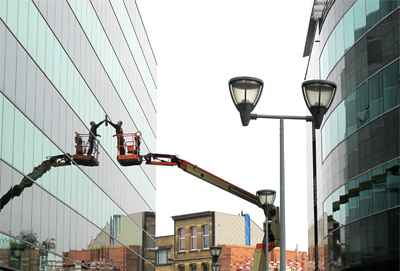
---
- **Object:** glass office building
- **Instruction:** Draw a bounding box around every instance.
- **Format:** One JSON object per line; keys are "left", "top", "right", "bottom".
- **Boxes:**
{"left": 304, "top": 0, "right": 399, "bottom": 270}
{"left": 0, "top": 1, "right": 157, "bottom": 270}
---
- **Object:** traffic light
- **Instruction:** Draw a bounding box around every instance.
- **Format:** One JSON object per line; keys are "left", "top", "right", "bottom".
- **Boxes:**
{"left": 268, "top": 205, "right": 280, "bottom": 247}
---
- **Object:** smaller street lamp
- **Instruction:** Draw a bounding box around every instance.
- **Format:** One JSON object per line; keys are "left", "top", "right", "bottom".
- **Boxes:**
{"left": 229, "top": 76, "right": 264, "bottom": 126}
{"left": 257, "top": 189, "right": 276, "bottom": 271}
{"left": 210, "top": 246, "right": 222, "bottom": 271}
{"left": 301, "top": 80, "right": 337, "bottom": 129}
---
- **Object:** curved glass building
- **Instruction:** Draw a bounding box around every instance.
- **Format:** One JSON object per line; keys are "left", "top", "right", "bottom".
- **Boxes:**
{"left": 304, "top": 0, "right": 399, "bottom": 270}
{"left": 0, "top": 1, "right": 157, "bottom": 270}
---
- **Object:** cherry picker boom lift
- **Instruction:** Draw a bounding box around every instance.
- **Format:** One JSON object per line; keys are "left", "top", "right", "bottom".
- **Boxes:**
{"left": 113, "top": 131, "right": 279, "bottom": 266}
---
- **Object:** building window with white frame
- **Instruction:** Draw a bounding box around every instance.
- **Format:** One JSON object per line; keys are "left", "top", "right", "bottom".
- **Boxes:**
{"left": 202, "top": 224, "right": 209, "bottom": 248}
{"left": 179, "top": 228, "right": 185, "bottom": 251}
{"left": 179, "top": 265, "right": 185, "bottom": 271}
{"left": 202, "top": 263, "right": 209, "bottom": 271}
{"left": 190, "top": 263, "right": 197, "bottom": 271}
{"left": 156, "top": 247, "right": 171, "bottom": 265}
{"left": 191, "top": 226, "right": 197, "bottom": 250}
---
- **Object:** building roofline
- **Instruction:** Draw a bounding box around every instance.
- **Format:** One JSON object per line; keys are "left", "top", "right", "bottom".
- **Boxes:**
{"left": 303, "top": 0, "right": 335, "bottom": 57}
{"left": 172, "top": 211, "right": 214, "bottom": 221}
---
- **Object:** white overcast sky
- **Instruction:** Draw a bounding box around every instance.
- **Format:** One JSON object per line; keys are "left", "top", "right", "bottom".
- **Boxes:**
{"left": 136, "top": 0, "right": 314, "bottom": 252}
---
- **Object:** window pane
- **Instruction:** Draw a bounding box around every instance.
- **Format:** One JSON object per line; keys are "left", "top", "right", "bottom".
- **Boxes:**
{"left": 344, "top": 8, "right": 355, "bottom": 52}
{"left": 356, "top": 83, "right": 369, "bottom": 128}
{"left": 371, "top": 166, "right": 386, "bottom": 213}
{"left": 330, "top": 109, "right": 338, "bottom": 150}
{"left": 337, "top": 102, "right": 346, "bottom": 142}
{"left": 368, "top": 71, "right": 383, "bottom": 120}
{"left": 366, "top": 0, "right": 380, "bottom": 29}
{"left": 354, "top": 0, "right": 367, "bottom": 41}
{"left": 335, "top": 20, "right": 344, "bottom": 63}
{"left": 345, "top": 92, "right": 357, "bottom": 136}
{"left": 328, "top": 34, "right": 336, "bottom": 72}
{"left": 382, "top": 61, "right": 399, "bottom": 112}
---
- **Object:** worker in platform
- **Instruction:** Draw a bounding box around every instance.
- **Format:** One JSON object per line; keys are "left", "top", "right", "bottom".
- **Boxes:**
{"left": 87, "top": 120, "right": 105, "bottom": 156}
{"left": 108, "top": 120, "right": 125, "bottom": 155}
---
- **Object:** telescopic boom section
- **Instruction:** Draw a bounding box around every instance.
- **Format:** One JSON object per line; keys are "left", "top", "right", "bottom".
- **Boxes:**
{"left": 143, "top": 153, "right": 261, "bottom": 208}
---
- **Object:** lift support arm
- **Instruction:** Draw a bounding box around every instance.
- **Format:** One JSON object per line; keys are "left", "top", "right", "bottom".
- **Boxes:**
{"left": 143, "top": 153, "right": 261, "bottom": 208}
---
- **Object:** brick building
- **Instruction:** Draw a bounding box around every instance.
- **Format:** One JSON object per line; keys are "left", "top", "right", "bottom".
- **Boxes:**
{"left": 155, "top": 211, "right": 264, "bottom": 271}
{"left": 155, "top": 211, "right": 308, "bottom": 271}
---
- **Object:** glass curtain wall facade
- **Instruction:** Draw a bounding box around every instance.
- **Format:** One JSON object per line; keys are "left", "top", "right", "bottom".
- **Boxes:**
{"left": 304, "top": 0, "right": 399, "bottom": 270}
{"left": 0, "top": 1, "right": 157, "bottom": 271}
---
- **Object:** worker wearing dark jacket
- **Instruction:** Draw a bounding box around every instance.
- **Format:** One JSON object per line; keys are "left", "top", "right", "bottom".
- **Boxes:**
{"left": 87, "top": 120, "right": 105, "bottom": 156}
{"left": 108, "top": 120, "right": 125, "bottom": 155}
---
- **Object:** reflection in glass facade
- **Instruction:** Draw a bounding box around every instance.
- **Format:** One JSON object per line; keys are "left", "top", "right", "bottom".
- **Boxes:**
{"left": 304, "top": 1, "right": 399, "bottom": 270}
{"left": 0, "top": 1, "right": 156, "bottom": 271}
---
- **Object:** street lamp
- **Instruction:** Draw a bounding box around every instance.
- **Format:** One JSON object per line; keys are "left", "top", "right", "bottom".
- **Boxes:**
{"left": 229, "top": 76, "right": 264, "bottom": 126}
{"left": 210, "top": 246, "right": 222, "bottom": 271}
{"left": 229, "top": 77, "right": 336, "bottom": 271}
{"left": 302, "top": 80, "right": 336, "bottom": 129}
{"left": 257, "top": 189, "right": 276, "bottom": 271}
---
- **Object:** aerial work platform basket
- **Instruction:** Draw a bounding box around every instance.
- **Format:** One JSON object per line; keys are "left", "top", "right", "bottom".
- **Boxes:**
{"left": 73, "top": 132, "right": 100, "bottom": 167}
{"left": 115, "top": 131, "right": 142, "bottom": 166}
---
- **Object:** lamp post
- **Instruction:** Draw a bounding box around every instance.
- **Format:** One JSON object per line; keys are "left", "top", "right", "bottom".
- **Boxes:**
{"left": 257, "top": 189, "right": 276, "bottom": 271}
{"left": 229, "top": 77, "right": 336, "bottom": 271}
{"left": 210, "top": 246, "right": 222, "bottom": 271}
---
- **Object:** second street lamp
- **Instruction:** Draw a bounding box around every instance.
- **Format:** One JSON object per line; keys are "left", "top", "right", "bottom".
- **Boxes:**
{"left": 229, "top": 77, "right": 336, "bottom": 271}
{"left": 210, "top": 246, "right": 222, "bottom": 271}
{"left": 257, "top": 189, "right": 276, "bottom": 271}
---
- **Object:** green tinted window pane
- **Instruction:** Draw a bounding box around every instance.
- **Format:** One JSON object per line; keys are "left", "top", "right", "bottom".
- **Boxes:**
{"left": 348, "top": 179, "right": 359, "bottom": 222}
{"left": 27, "top": 2, "right": 38, "bottom": 59}
{"left": 345, "top": 92, "right": 357, "bottom": 136}
{"left": 339, "top": 186, "right": 346, "bottom": 226}
{"left": 13, "top": 109, "right": 25, "bottom": 171}
{"left": 359, "top": 173, "right": 371, "bottom": 218}
{"left": 36, "top": 17, "right": 47, "bottom": 70}
{"left": 337, "top": 102, "right": 346, "bottom": 142}
{"left": 380, "top": 0, "right": 398, "bottom": 18}
{"left": 354, "top": 0, "right": 367, "bottom": 41}
{"left": 17, "top": 0, "right": 29, "bottom": 46}
{"left": 6, "top": 0, "right": 18, "bottom": 34}
{"left": 371, "top": 166, "right": 386, "bottom": 213}
{"left": 53, "top": 42, "right": 62, "bottom": 90}
{"left": 368, "top": 71, "right": 383, "bottom": 120}
{"left": 64, "top": 167, "right": 72, "bottom": 206}
{"left": 330, "top": 109, "right": 338, "bottom": 149}
{"left": 356, "top": 82, "right": 369, "bottom": 128}
{"left": 45, "top": 29, "right": 54, "bottom": 81}
{"left": 2, "top": 98, "right": 14, "bottom": 164}
{"left": 328, "top": 34, "right": 336, "bottom": 72}
{"left": 0, "top": 1, "right": 7, "bottom": 22}
{"left": 23, "top": 118, "right": 34, "bottom": 174}
{"left": 57, "top": 166, "right": 65, "bottom": 202}
{"left": 59, "top": 53, "right": 68, "bottom": 97}
{"left": 320, "top": 43, "right": 330, "bottom": 79}
{"left": 344, "top": 8, "right": 355, "bottom": 52}
{"left": 70, "top": 167, "right": 78, "bottom": 210}
{"left": 33, "top": 128, "right": 43, "bottom": 171}
{"left": 332, "top": 190, "right": 340, "bottom": 230}
{"left": 366, "top": 0, "right": 380, "bottom": 29}
{"left": 335, "top": 20, "right": 344, "bottom": 63}
{"left": 383, "top": 60, "right": 399, "bottom": 112}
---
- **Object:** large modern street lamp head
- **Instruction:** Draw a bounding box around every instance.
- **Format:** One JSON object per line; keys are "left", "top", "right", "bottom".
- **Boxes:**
{"left": 302, "top": 80, "right": 337, "bottom": 129}
{"left": 256, "top": 189, "right": 276, "bottom": 217}
{"left": 210, "top": 246, "right": 222, "bottom": 264}
{"left": 229, "top": 76, "right": 264, "bottom": 126}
